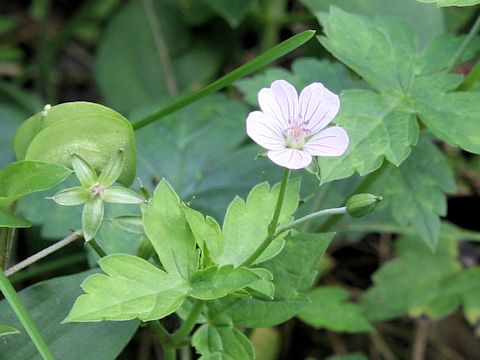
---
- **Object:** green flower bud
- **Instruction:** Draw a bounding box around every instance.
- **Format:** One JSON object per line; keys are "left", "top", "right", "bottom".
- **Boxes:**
{"left": 346, "top": 193, "right": 383, "bottom": 218}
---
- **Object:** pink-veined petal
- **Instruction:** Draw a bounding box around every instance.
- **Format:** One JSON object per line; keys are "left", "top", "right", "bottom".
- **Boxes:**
{"left": 304, "top": 126, "right": 349, "bottom": 157}
{"left": 267, "top": 148, "right": 312, "bottom": 170}
{"left": 258, "top": 80, "right": 298, "bottom": 129}
{"left": 299, "top": 82, "right": 340, "bottom": 133}
{"left": 246, "top": 111, "right": 285, "bottom": 150}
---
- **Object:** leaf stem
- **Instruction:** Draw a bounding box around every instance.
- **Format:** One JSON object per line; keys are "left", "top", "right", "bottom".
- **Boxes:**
{"left": 171, "top": 300, "right": 204, "bottom": 344}
{"left": 87, "top": 238, "right": 107, "bottom": 258}
{"left": 5, "top": 231, "right": 83, "bottom": 277}
{"left": 132, "top": 30, "right": 315, "bottom": 131}
{"left": 0, "top": 270, "right": 55, "bottom": 360}
{"left": 448, "top": 14, "right": 480, "bottom": 71}
{"left": 268, "top": 168, "right": 291, "bottom": 235}
{"left": 151, "top": 321, "right": 176, "bottom": 360}
{"left": 241, "top": 169, "right": 290, "bottom": 267}
{"left": 275, "top": 207, "right": 347, "bottom": 236}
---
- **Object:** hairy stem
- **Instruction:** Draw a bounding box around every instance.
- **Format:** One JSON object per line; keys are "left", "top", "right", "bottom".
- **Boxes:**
{"left": 0, "top": 270, "right": 55, "bottom": 359}
{"left": 5, "top": 231, "right": 83, "bottom": 277}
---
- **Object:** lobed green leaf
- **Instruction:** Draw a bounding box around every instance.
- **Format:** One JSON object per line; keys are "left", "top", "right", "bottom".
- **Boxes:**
{"left": 65, "top": 254, "right": 189, "bottom": 322}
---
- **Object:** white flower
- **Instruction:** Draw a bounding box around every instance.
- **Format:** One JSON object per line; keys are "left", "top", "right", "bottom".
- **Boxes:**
{"left": 246, "top": 80, "right": 349, "bottom": 169}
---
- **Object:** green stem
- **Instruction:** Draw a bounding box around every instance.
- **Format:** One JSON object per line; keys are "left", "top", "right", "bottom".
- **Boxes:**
{"left": 0, "top": 227, "right": 14, "bottom": 270}
{"left": 132, "top": 30, "right": 315, "bottom": 131}
{"left": 171, "top": 300, "right": 204, "bottom": 344}
{"left": 259, "top": 0, "right": 286, "bottom": 53}
{"left": 268, "top": 168, "right": 291, "bottom": 235}
{"left": 87, "top": 238, "right": 107, "bottom": 258}
{"left": 0, "top": 270, "right": 55, "bottom": 359}
{"left": 275, "top": 206, "right": 347, "bottom": 236}
{"left": 241, "top": 169, "right": 290, "bottom": 267}
{"left": 319, "top": 162, "right": 390, "bottom": 232}
{"left": 151, "top": 321, "right": 176, "bottom": 360}
{"left": 448, "top": 14, "right": 480, "bottom": 71}
{"left": 457, "top": 58, "right": 480, "bottom": 91}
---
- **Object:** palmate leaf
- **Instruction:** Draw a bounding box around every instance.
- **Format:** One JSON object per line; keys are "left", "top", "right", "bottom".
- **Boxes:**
{"left": 142, "top": 179, "right": 199, "bottom": 279}
{"left": 311, "top": 7, "right": 480, "bottom": 182}
{"left": 298, "top": 286, "right": 373, "bottom": 333}
{"left": 360, "top": 222, "right": 480, "bottom": 323}
{"left": 383, "top": 134, "right": 456, "bottom": 249}
{"left": 65, "top": 254, "right": 190, "bottom": 322}
{"left": 208, "top": 232, "right": 334, "bottom": 327}
{"left": 217, "top": 179, "right": 301, "bottom": 267}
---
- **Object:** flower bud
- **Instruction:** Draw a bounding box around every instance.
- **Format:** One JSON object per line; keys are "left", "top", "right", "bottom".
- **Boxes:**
{"left": 346, "top": 193, "right": 383, "bottom": 218}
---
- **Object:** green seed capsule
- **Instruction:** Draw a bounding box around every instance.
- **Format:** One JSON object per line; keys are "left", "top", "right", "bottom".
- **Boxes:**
{"left": 346, "top": 193, "right": 383, "bottom": 218}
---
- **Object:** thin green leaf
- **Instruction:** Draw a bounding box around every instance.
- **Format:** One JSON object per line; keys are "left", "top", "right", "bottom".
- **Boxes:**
{"left": 132, "top": 30, "right": 316, "bottom": 130}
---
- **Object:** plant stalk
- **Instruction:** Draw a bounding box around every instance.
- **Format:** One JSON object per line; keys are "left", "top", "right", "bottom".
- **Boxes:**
{"left": 0, "top": 227, "right": 14, "bottom": 270}
{"left": 448, "top": 14, "right": 480, "bottom": 71}
{"left": 171, "top": 300, "right": 204, "bottom": 344}
{"left": 0, "top": 270, "right": 55, "bottom": 360}
{"left": 151, "top": 321, "right": 176, "bottom": 360}
{"left": 5, "top": 231, "right": 83, "bottom": 277}
{"left": 132, "top": 30, "right": 315, "bottom": 131}
{"left": 87, "top": 238, "right": 107, "bottom": 258}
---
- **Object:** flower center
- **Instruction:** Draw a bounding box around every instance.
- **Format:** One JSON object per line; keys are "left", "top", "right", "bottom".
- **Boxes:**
{"left": 90, "top": 183, "right": 106, "bottom": 198}
{"left": 284, "top": 116, "right": 310, "bottom": 150}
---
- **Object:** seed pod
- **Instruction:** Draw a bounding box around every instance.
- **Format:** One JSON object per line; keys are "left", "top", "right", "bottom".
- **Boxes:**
{"left": 346, "top": 193, "right": 383, "bottom": 218}
{"left": 53, "top": 187, "right": 90, "bottom": 206}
